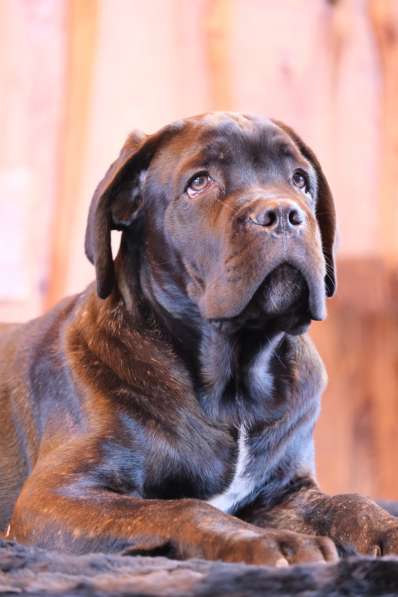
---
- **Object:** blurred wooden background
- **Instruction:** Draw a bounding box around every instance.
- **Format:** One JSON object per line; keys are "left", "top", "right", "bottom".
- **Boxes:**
{"left": 0, "top": 0, "right": 397, "bottom": 499}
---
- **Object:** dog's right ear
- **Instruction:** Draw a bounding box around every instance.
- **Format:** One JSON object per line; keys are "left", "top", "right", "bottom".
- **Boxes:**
{"left": 85, "top": 125, "right": 179, "bottom": 299}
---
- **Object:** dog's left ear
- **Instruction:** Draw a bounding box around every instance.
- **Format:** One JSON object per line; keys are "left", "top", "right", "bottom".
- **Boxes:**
{"left": 273, "top": 121, "right": 337, "bottom": 297}
{"left": 85, "top": 124, "right": 179, "bottom": 299}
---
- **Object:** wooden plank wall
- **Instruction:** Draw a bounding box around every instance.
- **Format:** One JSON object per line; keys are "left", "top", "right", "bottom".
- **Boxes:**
{"left": 0, "top": 0, "right": 397, "bottom": 499}
{"left": 313, "top": 259, "right": 398, "bottom": 497}
{"left": 0, "top": 0, "right": 67, "bottom": 321}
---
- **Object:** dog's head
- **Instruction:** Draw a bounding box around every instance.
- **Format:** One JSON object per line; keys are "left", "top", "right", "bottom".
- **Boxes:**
{"left": 85, "top": 113, "right": 336, "bottom": 333}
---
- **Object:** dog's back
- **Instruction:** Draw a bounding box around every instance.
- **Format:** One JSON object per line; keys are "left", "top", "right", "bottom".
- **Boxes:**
{"left": 0, "top": 321, "right": 30, "bottom": 530}
{"left": 0, "top": 295, "right": 81, "bottom": 531}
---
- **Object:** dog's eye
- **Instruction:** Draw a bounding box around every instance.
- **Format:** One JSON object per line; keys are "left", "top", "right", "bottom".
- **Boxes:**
{"left": 292, "top": 170, "right": 310, "bottom": 193}
{"left": 186, "top": 173, "right": 213, "bottom": 197}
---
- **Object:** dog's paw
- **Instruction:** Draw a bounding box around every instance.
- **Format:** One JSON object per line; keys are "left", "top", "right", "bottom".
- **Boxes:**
{"left": 325, "top": 494, "right": 398, "bottom": 557}
{"left": 376, "top": 525, "right": 398, "bottom": 556}
{"left": 213, "top": 528, "right": 338, "bottom": 566}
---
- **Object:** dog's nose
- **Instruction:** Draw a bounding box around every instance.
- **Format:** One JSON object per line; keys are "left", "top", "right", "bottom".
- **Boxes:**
{"left": 249, "top": 201, "right": 305, "bottom": 232}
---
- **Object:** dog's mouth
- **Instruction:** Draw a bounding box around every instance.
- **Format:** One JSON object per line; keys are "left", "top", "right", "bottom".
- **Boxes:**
{"left": 197, "top": 246, "right": 326, "bottom": 326}
{"left": 208, "top": 263, "right": 314, "bottom": 334}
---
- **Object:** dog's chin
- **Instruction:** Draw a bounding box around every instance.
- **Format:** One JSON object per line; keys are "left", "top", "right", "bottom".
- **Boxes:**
{"left": 258, "top": 263, "right": 309, "bottom": 316}
{"left": 254, "top": 263, "right": 311, "bottom": 334}
{"left": 209, "top": 263, "right": 312, "bottom": 335}
{"left": 240, "top": 263, "right": 310, "bottom": 332}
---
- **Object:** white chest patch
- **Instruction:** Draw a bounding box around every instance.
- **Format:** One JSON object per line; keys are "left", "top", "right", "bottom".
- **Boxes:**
{"left": 207, "top": 426, "right": 256, "bottom": 513}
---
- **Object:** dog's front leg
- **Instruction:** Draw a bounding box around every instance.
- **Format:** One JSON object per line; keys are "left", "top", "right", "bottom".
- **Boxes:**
{"left": 238, "top": 476, "right": 398, "bottom": 556}
{"left": 7, "top": 447, "right": 338, "bottom": 565}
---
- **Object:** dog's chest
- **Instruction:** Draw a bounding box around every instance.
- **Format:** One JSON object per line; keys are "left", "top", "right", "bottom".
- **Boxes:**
{"left": 142, "top": 342, "right": 282, "bottom": 508}
{"left": 142, "top": 418, "right": 258, "bottom": 508}
{"left": 207, "top": 425, "right": 255, "bottom": 512}
{"left": 143, "top": 419, "right": 260, "bottom": 513}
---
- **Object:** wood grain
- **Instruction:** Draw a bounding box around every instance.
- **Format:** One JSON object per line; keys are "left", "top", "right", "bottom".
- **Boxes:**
{"left": 45, "top": 0, "right": 99, "bottom": 308}
{"left": 314, "top": 258, "right": 398, "bottom": 499}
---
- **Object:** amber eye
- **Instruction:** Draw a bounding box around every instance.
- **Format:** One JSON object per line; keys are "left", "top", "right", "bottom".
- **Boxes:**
{"left": 186, "top": 172, "right": 212, "bottom": 197}
{"left": 292, "top": 170, "right": 309, "bottom": 192}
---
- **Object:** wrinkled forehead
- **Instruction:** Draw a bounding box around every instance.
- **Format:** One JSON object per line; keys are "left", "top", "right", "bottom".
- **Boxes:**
{"left": 196, "top": 112, "right": 281, "bottom": 145}
{"left": 159, "top": 112, "right": 303, "bottom": 169}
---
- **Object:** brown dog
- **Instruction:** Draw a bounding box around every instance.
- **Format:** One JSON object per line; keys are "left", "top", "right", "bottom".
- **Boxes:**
{"left": 0, "top": 113, "right": 397, "bottom": 566}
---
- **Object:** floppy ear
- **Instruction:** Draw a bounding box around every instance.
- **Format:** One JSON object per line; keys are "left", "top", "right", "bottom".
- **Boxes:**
{"left": 273, "top": 121, "right": 337, "bottom": 297}
{"left": 85, "top": 125, "right": 179, "bottom": 298}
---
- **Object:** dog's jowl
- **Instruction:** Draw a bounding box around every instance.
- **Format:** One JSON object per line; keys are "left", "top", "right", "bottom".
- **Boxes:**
{"left": 1, "top": 113, "right": 398, "bottom": 565}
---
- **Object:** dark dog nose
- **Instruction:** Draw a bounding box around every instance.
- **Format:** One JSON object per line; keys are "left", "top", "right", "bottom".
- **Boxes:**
{"left": 249, "top": 200, "right": 305, "bottom": 233}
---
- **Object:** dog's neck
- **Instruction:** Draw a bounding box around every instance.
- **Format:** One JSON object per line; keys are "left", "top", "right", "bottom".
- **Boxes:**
{"left": 196, "top": 325, "right": 287, "bottom": 426}
{"left": 116, "top": 248, "right": 293, "bottom": 427}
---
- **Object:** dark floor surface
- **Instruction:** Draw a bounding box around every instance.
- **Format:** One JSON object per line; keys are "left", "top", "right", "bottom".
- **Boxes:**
{"left": 2, "top": 539, "right": 398, "bottom": 596}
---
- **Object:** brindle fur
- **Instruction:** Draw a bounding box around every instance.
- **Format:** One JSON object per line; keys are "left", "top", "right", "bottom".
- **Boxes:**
{"left": 1, "top": 113, "right": 397, "bottom": 566}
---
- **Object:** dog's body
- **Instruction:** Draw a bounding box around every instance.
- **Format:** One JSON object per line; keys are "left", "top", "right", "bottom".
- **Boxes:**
{"left": 1, "top": 113, "right": 397, "bottom": 566}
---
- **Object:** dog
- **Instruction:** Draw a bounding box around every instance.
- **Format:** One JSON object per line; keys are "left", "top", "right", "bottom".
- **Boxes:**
{"left": 1, "top": 112, "right": 397, "bottom": 567}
